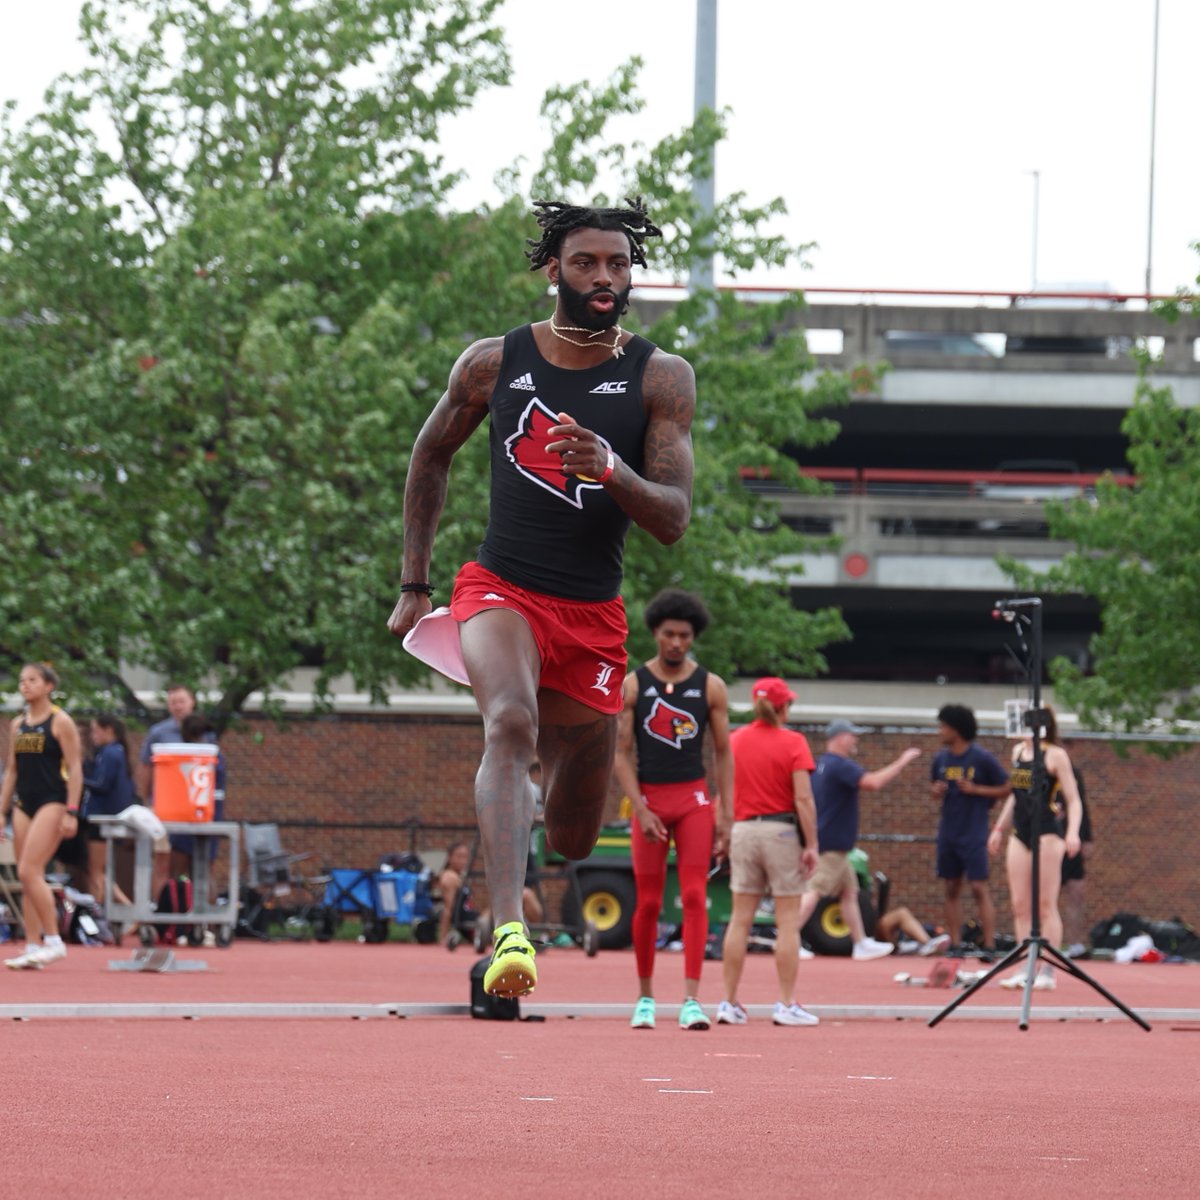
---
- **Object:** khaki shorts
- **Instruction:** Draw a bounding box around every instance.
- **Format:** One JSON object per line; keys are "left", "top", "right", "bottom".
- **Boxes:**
{"left": 806, "top": 850, "right": 858, "bottom": 899}
{"left": 729, "top": 819, "right": 805, "bottom": 897}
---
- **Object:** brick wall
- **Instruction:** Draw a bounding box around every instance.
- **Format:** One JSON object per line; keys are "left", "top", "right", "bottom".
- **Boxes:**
{"left": 842, "top": 729, "right": 1199, "bottom": 934}
{"left": 5, "top": 715, "right": 1197, "bottom": 934}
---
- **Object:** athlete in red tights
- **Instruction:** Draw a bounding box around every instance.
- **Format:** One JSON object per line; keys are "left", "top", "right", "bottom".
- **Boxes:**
{"left": 614, "top": 590, "right": 732, "bottom": 1030}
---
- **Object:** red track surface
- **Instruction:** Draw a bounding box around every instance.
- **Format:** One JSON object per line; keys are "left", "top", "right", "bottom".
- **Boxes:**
{"left": 5, "top": 943, "right": 1198, "bottom": 1199}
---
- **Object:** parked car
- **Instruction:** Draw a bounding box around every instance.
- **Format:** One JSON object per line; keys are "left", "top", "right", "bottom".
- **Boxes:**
{"left": 1007, "top": 284, "right": 1130, "bottom": 357}
{"left": 883, "top": 330, "right": 1001, "bottom": 357}
{"left": 976, "top": 458, "right": 1084, "bottom": 503}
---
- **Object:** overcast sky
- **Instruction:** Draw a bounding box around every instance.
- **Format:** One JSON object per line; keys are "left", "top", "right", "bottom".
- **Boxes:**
{"left": 4, "top": 1, "right": 1197, "bottom": 299}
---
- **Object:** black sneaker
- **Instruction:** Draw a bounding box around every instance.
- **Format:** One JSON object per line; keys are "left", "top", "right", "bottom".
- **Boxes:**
{"left": 944, "top": 944, "right": 969, "bottom": 959}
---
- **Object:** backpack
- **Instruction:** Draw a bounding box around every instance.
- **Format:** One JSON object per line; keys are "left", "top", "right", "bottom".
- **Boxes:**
{"left": 469, "top": 957, "right": 520, "bottom": 1021}
{"left": 59, "top": 887, "right": 115, "bottom": 946}
{"left": 1142, "top": 916, "right": 1200, "bottom": 960}
{"left": 1089, "top": 912, "right": 1147, "bottom": 951}
{"left": 156, "top": 875, "right": 194, "bottom": 946}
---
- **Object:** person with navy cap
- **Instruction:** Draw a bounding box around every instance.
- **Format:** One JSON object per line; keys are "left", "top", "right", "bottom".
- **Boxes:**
{"left": 798, "top": 719, "right": 922, "bottom": 961}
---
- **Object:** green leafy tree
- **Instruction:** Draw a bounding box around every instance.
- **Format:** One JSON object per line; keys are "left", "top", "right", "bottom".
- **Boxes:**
{"left": 1, "top": 1, "right": 848, "bottom": 724}
{"left": 1008, "top": 321, "right": 1200, "bottom": 732}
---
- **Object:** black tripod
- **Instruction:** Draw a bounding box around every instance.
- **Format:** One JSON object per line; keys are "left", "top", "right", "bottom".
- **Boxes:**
{"left": 930, "top": 597, "right": 1150, "bottom": 1032}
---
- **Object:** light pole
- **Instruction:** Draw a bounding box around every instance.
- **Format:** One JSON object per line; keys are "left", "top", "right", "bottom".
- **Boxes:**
{"left": 1027, "top": 169, "right": 1040, "bottom": 293}
{"left": 689, "top": 0, "right": 717, "bottom": 297}
{"left": 1145, "top": 0, "right": 1160, "bottom": 299}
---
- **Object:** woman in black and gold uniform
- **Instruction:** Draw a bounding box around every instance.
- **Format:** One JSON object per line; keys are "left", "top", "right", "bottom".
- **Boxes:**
{"left": 987, "top": 703, "right": 1081, "bottom": 990}
{"left": 1, "top": 663, "right": 84, "bottom": 969}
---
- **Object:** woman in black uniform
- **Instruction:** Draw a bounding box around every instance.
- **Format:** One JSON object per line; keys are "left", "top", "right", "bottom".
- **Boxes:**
{"left": 987, "top": 704, "right": 1082, "bottom": 990}
{"left": 1, "top": 663, "right": 84, "bottom": 969}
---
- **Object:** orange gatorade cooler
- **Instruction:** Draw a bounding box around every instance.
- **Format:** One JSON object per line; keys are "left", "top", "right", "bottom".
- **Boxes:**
{"left": 152, "top": 743, "right": 219, "bottom": 822}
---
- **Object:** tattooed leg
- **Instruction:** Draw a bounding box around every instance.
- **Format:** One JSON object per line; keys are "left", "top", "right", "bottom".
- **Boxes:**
{"left": 460, "top": 609, "right": 541, "bottom": 931}
{"left": 538, "top": 690, "right": 618, "bottom": 860}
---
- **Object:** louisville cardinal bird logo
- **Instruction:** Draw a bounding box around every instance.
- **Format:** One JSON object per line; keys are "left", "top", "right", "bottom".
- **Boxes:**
{"left": 505, "top": 397, "right": 612, "bottom": 509}
{"left": 643, "top": 697, "right": 699, "bottom": 749}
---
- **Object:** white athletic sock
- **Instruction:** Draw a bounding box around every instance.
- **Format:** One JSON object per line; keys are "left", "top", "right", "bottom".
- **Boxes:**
{"left": 44, "top": 935, "right": 64, "bottom": 949}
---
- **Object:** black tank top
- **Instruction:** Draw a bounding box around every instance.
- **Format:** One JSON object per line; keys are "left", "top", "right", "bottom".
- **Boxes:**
{"left": 13, "top": 707, "right": 68, "bottom": 806}
{"left": 633, "top": 664, "right": 710, "bottom": 784}
{"left": 477, "top": 325, "right": 654, "bottom": 600}
{"left": 1010, "top": 753, "right": 1065, "bottom": 840}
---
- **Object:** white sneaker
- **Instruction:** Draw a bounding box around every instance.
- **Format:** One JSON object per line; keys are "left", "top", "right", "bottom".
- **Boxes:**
{"left": 1032, "top": 968, "right": 1056, "bottom": 991}
{"left": 897, "top": 939, "right": 921, "bottom": 956}
{"left": 918, "top": 933, "right": 952, "bottom": 958}
{"left": 799, "top": 945, "right": 814, "bottom": 960}
{"left": 4, "top": 947, "right": 45, "bottom": 970}
{"left": 37, "top": 941, "right": 67, "bottom": 965}
{"left": 998, "top": 969, "right": 1027, "bottom": 990}
{"left": 851, "top": 937, "right": 894, "bottom": 961}
{"left": 716, "top": 1000, "right": 748, "bottom": 1025}
{"left": 773, "top": 1001, "right": 820, "bottom": 1027}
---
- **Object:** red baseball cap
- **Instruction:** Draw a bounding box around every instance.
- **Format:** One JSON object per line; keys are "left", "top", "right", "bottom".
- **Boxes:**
{"left": 751, "top": 677, "right": 796, "bottom": 707}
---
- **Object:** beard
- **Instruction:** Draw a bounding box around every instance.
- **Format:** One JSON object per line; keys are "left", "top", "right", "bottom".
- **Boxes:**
{"left": 557, "top": 276, "right": 633, "bottom": 332}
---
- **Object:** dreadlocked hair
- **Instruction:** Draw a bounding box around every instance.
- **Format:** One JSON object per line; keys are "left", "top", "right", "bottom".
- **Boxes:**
{"left": 525, "top": 196, "right": 662, "bottom": 270}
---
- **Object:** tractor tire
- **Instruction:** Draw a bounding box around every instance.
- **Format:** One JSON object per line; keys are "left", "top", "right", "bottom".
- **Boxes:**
{"left": 561, "top": 870, "right": 636, "bottom": 950}
{"left": 802, "top": 893, "right": 879, "bottom": 956}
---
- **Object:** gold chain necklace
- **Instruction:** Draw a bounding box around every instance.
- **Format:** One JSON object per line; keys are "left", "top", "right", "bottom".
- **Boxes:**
{"left": 549, "top": 317, "right": 625, "bottom": 359}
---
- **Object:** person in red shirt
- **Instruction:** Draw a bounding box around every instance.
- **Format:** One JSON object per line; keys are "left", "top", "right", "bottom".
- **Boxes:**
{"left": 718, "top": 678, "right": 820, "bottom": 1027}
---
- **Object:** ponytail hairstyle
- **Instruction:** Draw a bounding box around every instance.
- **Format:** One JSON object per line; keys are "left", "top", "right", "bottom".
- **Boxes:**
{"left": 753, "top": 696, "right": 783, "bottom": 727}
{"left": 1040, "top": 703, "right": 1061, "bottom": 746}
{"left": 93, "top": 713, "right": 133, "bottom": 779}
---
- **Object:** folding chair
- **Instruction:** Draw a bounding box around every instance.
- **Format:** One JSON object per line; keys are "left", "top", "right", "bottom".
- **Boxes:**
{"left": 239, "top": 823, "right": 329, "bottom": 939}
{"left": 243, "top": 823, "right": 315, "bottom": 887}
{"left": 322, "top": 868, "right": 389, "bottom": 943}
{"left": 0, "top": 838, "right": 25, "bottom": 941}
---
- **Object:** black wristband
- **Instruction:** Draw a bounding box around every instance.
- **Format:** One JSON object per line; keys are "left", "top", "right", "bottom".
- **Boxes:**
{"left": 399, "top": 582, "right": 435, "bottom": 596}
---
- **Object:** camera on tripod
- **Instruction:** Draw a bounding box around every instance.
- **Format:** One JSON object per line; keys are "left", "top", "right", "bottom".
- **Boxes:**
{"left": 991, "top": 595, "right": 1038, "bottom": 625}
{"left": 1003, "top": 700, "right": 1051, "bottom": 739}
{"left": 930, "top": 593, "right": 1149, "bottom": 1031}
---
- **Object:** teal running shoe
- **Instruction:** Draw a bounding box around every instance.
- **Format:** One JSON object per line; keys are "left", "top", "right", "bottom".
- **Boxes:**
{"left": 678, "top": 997, "right": 711, "bottom": 1031}
{"left": 631, "top": 996, "right": 656, "bottom": 1029}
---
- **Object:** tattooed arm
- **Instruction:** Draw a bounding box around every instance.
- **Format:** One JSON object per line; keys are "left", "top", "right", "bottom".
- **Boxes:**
{"left": 386, "top": 337, "right": 502, "bottom": 639}
{"left": 547, "top": 349, "right": 695, "bottom": 545}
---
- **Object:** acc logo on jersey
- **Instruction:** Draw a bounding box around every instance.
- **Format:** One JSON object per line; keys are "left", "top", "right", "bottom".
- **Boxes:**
{"left": 505, "top": 397, "right": 613, "bottom": 510}
{"left": 643, "top": 697, "right": 699, "bottom": 749}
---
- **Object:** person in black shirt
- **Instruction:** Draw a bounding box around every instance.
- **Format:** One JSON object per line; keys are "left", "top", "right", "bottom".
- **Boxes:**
{"left": 987, "top": 704, "right": 1082, "bottom": 990}
{"left": 614, "top": 589, "right": 733, "bottom": 1031}
{"left": 388, "top": 198, "right": 695, "bottom": 1000}
{"left": 1, "top": 663, "right": 83, "bottom": 969}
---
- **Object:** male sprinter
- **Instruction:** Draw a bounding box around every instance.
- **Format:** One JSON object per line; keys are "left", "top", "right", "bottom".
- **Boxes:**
{"left": 614, "top": 589, "right": 733, "bottom": 1031}
{"left": 388, "top": 198, "right": 695, "bottom": 998}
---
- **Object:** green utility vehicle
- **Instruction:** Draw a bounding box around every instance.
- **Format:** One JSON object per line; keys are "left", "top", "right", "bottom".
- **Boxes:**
{"left": 545, "top": 821, "right": 885, "bottom": 955}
